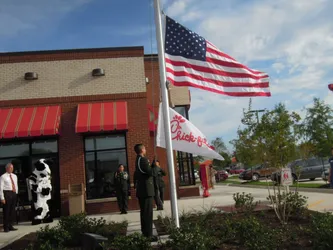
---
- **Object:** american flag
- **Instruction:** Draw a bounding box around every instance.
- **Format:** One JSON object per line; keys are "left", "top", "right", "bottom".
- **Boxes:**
{"left": 164, "top": 16, "right": 271, "bottom": 97}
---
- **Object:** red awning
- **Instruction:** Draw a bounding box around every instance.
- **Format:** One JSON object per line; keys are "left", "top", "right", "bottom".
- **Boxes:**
{"left": 0, "top": 106, "right": 61, "bottom": 139}
{"left": 75, "top": 102, "right": 128, "bottom": 133}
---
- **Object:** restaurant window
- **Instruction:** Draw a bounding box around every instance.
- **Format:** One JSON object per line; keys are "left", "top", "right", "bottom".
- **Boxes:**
{"left": 177, "top": 152, "right": 195, "bottom": 186}
{"left": 31, "top": 140, "right": 58, "bottom": 154}
{"left": 174, "top": 106, "right": 195, "bottom": 186}
{"left": 84, "top": 134, "right": 129, "bottom": 200}
{"left": 174, "top": 106, "right": 188, "bottom": 118}
{"left": 0, "top": 142, "right": 29, "bottom": 158}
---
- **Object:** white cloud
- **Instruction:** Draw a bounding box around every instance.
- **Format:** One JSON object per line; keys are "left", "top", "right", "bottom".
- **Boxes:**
{"left": 272, "top": 63, "right": 285, "bottom": 73}
{"left": 163, "top": 0, "right": 333, "bottom": 149}
{"left": 324, "top": 91, "right": 333, "bottom": 106}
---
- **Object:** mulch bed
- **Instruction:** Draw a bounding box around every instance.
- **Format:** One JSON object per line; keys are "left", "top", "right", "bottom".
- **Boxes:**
{"left": 214, "top": 203, "right": 271, "bottom": 213}
{"left": 0, "top": 233, "right": 80, "bottom": 250}
{"left": 1, "top": 233, "right": 37, "bottom": 250}
{"left": 154, "top": 208, "right": 315, "bottom": 249}
{"left": 1, "top": 227, "right": 127, "bottom": 250}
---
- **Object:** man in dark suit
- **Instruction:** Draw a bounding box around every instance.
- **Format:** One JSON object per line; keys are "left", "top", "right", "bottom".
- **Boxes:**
{"left": 133, "top": 144, "right": 156, "bottom": 240}
{"left": 153, "top": 160, "right": 166, "bottom": 210}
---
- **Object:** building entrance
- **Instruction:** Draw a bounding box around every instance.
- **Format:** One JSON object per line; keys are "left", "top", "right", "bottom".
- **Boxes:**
{"left": 0, "top": 138, "right": 61, "bottom": 218}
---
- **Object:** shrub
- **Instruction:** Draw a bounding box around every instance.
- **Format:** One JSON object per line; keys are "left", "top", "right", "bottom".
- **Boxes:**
{"left": 286, "top": 191, "right": 307, "bottom": 217}
{"left": 311, "top": 212, "right": 333, "bottom": 249}
{"left": 58, "top": 213, "right": 127, "bottom": 246}
{"left": 233, "top": 192, "right": 258, "bottom": 212}
{"left": 58, "top": 213, "right": 92, "bottom": 246}
{"left": 35, "top": 225, "right": 70, "bottom": 249}
{"left": 234, "top": 216, "right": 278, "bottom": 250}
{"left": 165, "top": 223, "right": 218, "bottom": 250}
{"left": 102, "top": 232, "right": 152, "bottom": 250}
{"left": 28, "top": 213, "right": 127, "bottom": 249}
{"left": 267, "top": 191, "right": 308, "bottom": 223}
{"left": 94, "top": 221, "right": 128, "bottom": 239}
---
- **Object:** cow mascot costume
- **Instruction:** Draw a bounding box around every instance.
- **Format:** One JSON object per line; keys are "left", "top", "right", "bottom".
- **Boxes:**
{"left": 28, "top": 159, "right": 53, "bottom": 225}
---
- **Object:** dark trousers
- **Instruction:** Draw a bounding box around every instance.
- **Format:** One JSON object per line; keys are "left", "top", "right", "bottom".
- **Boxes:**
{"left": 138, "top": 197, "right": 153, "bottom": 238}
{"left": 154, "top": 187, "right": 164, "bottom": 209}
{"left": 159, "top": 187, "right": 164, "bottom": 204}
{"left": 116, "top": 190, "right": 128, "bottom": 212}
{"left": 3, "top": 191, "right": 17, "bottom": 230}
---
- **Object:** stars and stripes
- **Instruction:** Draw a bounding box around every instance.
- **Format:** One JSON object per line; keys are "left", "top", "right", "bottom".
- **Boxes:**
{"left": 164, "top": 16, "right": 271, "bottom": 97}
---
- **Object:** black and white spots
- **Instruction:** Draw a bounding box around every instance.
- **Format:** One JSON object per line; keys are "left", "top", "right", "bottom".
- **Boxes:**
{"left": 28, "top": 159, "right": 53, "bottom": 225}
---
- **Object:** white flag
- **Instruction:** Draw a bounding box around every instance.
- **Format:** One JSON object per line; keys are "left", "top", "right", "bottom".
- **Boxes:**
{"left": 156, "top": 103, "right": 224, "bottom": 161}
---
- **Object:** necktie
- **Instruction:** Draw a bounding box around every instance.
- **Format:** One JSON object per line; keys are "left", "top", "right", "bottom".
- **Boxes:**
{"left": 10, "top": 174, "right": 16, "bottom": 193}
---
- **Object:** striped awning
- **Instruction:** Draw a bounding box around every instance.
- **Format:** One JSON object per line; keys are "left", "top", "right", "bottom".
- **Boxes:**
{"left": 0, "top": 106, "right": 61, "bottom": 139}
{"left": 75, "top": 102, "right": 128, "bottom": 133}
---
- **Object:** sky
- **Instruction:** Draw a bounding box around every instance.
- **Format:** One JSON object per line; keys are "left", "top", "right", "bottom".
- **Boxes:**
{"left": 1, "top": 0, "right": 333, "bottom": 151}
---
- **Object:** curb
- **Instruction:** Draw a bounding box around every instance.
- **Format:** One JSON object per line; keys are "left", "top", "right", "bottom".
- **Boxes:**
{"left": 219, "top": 183, "right": 333, "bottom": 193}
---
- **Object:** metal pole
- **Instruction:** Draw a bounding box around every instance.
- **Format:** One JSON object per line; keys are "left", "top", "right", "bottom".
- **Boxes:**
{"left": 153, "top": 0, "right": 180, "bottom": 227}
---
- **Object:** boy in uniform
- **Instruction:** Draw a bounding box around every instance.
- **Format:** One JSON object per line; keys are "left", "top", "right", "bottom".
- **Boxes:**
{"left": 153, "top": 160, "right": 166, "bottom": 210}
{"left": 114, "top": 164, "right": 130, "bottom": 214}
{"left": 133, "top": 144, "right": 156, "bottom": 240}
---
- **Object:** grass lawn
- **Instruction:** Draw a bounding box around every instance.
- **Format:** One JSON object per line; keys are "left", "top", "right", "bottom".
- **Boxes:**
{"left": 228, "top": 175, "right": 240, "bottom": 180}
{"left": 219, "top": 179, "right": 330, "bottom": 189}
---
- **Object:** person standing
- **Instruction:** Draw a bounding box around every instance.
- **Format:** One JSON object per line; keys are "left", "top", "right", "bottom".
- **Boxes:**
{"left": 114, "top": 164, "right": 130, "bottom": 214}
{"left": 328, "top": 147, "right": 333, "bottom": 188}
{"left": 133, "top": 144, "right": 156, "bottom": 240}
{"left": 153, "top": 160, "right": 166, "bottom": 210}
{"left": 209, "top": 165, "right": 217, "bottom": 189}
{"left": 0, "top": 163, "right": 18, "bottom": 232}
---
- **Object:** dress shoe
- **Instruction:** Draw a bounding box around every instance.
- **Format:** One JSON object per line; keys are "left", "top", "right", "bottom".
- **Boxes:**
{"left": 9, "top": 227, "right": 18, "bottom": 231}
{"left": 4, "top": 228, "right": 9, "bottom": 233}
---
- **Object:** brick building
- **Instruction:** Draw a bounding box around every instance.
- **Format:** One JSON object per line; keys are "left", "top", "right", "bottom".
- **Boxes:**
{"left": 0, "top": 46, "right": 198, "bottom": 218}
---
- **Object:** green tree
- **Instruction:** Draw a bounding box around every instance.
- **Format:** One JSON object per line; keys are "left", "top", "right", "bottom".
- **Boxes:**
{"left": 211, "top": 137, "right": 231, "bottom": 169}
{"left": 300, "top": 97, "right": 333, "bottom": 158}
{"left": 230, "top": 99, "right": 260, "bottom": 167}
{"left": 256, "top": 103, "right": 302, "bottom": 224}
{"left": 193, "top": 155, "right": 204, "bottom": 171}
{"left": 256, "top": 103, "right": 300, "bottom": 168}
{"left": 230, "top": 127, "right": 257, "bottom": 167}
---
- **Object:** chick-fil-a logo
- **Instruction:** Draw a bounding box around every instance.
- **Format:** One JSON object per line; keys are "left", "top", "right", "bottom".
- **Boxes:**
{"left": 170, "top": 115, "right": 215, "bottom": 150}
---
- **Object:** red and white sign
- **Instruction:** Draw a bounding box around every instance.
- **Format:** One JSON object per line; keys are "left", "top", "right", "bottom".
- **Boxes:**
{"left": 156, "top": 103, "right": 224, "bottom": 160}
{"left": 281, "top": 168, "right": 292, "bottom": 186}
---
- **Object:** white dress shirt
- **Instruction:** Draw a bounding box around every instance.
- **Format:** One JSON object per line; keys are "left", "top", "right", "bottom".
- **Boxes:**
{"left": 0, "top": 172, "right": 18, "bottom": 200}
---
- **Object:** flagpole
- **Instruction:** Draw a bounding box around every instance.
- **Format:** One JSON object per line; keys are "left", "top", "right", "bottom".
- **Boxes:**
{"left": 153, "top": 0, "right": 180, "bottom": 228}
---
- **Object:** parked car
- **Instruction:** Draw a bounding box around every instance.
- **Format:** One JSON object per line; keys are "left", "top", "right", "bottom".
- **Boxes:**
{"left": 229, "top": 167, "right": 245, "bottom": 175}
{"left": 271, "top": 157, "right": 330, "bottom": 183}
{"left": 322, "top": 167, "right": 330, "bottom": 181}
{"left": 239, "top": 164, "right": 278, "bottom": 181}
{"left": 215, "top": 170, "right": 229, "bottom": 182}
